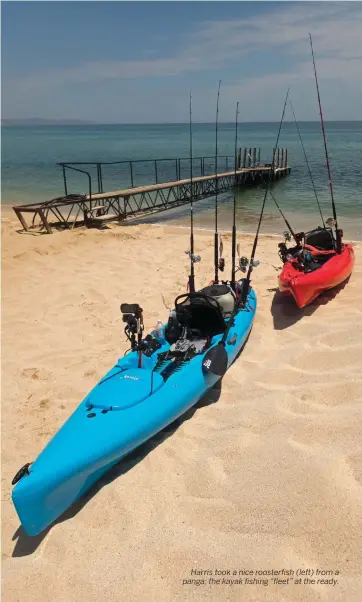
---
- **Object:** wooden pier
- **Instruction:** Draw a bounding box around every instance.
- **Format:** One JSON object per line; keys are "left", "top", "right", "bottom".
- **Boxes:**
{"left": 13, "top": 148, "right": 290, "bottom": 234}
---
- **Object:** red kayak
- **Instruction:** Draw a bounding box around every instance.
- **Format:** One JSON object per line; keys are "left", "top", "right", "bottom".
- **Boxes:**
{"left": 278, "top": 228, "right": 355, "bottom": 308}
{"left": 276, "top": 37, "right": 356, "bottom": 310}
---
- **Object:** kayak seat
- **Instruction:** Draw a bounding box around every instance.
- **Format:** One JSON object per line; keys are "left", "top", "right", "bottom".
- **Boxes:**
{"left": 198, "top": 283, "right": 236, "bottom": 317}
{"left": 304, "top": 227, "right": 335, "bottom": 251}
{"left": 174, "top": 293, "right": 226, "bottom": 338}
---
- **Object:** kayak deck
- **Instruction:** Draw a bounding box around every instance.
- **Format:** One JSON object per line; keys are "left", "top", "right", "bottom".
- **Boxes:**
{"left": 12, "top": 286, "right": 257, "bottom": 535}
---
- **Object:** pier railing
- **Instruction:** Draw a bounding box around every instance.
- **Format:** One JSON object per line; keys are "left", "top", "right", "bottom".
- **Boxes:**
{"left": 58, "top": 155, "right": 235, "bottom": 198}
{"left": 56, "top": 147, "right": 287, "bottom": 199}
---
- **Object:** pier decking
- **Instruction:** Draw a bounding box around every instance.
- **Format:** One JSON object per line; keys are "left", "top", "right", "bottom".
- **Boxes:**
{"left": 13, "top": 148, "right": 290, "bottom": 234}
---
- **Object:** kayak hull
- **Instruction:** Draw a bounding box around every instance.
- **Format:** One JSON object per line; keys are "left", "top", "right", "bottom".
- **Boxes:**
{"left": 12, "top": 289, "right": 257, "bottom": 536}
{"left": 278, "top": 244, "right": 354, "bottom": 308}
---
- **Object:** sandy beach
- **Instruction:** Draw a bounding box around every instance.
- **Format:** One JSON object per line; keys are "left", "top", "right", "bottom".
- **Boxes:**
{"left": 2, "top": 212, "right": 362, "bottom": 602}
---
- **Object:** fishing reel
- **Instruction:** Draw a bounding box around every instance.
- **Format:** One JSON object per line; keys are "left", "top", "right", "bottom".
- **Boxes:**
{"left": 279, "top": 231, "right": 293, "bottom": 263}
{"left": 121, "top": 303, "right": 144, "bottom": 351}
{"left": 283, "top": 230, "right": 292, "bottom": 243}
{"left": 185, "top": 250, "right": 201, "bottom": 264}
{"left": 325, "top": 219, "right": 343, "bottom": 252}
{"left": 252, "top": 259, "right": 261, "bottom": 269}
{"left": 278, "top": 242, "right": 289, "bottom": 263}
{"left": 239, "top": 256, "right": 249, "bottom": 273}
{"left": 326, "top": 218, "right": 343, "bottom": 247}
{"left": 236, "top": 243, "right": 260, "bottom": 273}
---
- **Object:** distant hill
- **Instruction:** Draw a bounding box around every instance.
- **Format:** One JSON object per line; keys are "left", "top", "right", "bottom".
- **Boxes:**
{"left": 2, "top": 118, "right": 93, "bottom": 126}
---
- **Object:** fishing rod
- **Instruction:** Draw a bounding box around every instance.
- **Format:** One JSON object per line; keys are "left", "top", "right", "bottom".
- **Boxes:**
{"left": 201, "top": 89, "right": 289, "bottom": 378}
{"left": 289, "top": 99, "right": 325, "bottom": 227}
{"left": 200, "top": 94, "right": 291, "bottom": 379}
{"left": 241, "top": 88, "right": 290, "bottom": 305}
{"left": 231, "top": 101, "right": 239, "bottom": 286}
{"left": 214, "top": 80, "right": 222, "bottom": 283}
{"left": 186, "top": 90, "right": 200, "bottom": 293}
{"left": 268, "top": 190, "right": 297, "bottom": 242}
{"left": 309, "top": 33, "right": 341, "bottom": 253}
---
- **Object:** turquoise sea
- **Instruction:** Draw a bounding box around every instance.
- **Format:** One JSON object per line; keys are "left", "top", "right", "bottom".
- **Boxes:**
{"left": 2, "top": 122, "right": 362, "bottom": 238}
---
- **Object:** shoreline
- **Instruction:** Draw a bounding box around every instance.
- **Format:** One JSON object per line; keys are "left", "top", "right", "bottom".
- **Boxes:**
{"left": 2, "top": 205, "right": 362, "bottom": 244}
{"left": 148, "top": 221, "right": 362, "bottom": 244}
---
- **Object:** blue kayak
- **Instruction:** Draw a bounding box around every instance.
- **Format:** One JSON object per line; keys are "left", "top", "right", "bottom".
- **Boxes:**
{"left": 12, "top": 284, "right": 257, "bottom": 535}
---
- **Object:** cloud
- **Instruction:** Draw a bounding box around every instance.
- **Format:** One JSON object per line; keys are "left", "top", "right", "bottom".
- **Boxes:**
{"left": 7, "top": 2, "right": 362, "bottom": 92}
{"left": 3, "top": 2, "right": 361, "bottom": 121}
{"left": 183, "top": 2, "right": 362, "bottom": 74}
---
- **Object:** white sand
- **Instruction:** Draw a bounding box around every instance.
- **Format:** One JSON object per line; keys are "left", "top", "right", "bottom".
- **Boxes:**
{"left": 2, "top": 212, "right": 362, "bottom": 602}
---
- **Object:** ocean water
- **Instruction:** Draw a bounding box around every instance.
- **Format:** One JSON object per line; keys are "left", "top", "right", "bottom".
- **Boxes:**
{"left": 2, "top": 122, "right": 362, "bottom": 238}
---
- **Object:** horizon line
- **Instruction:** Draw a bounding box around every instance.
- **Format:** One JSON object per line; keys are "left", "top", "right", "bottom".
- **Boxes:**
{"left": 3, "top": 119, "right": 362, "bottom": 126}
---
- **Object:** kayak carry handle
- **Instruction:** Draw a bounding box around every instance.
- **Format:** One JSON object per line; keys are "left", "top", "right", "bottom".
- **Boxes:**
{"left": 12, "top": 462, "right": 32, "bottom": 486}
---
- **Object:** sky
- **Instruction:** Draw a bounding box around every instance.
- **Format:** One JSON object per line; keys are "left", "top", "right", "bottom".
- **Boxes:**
{"left": 2, "top": 1, "right": 362, "bottom": 123}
